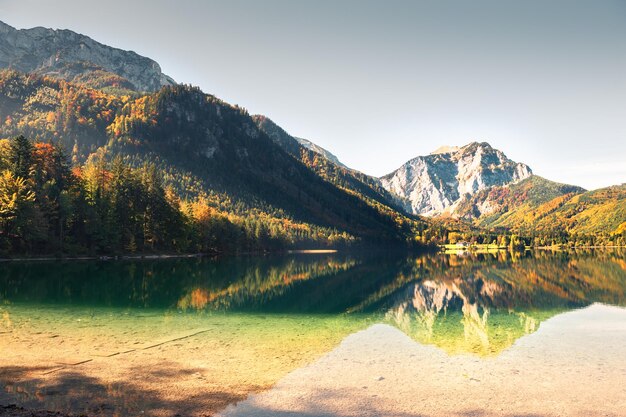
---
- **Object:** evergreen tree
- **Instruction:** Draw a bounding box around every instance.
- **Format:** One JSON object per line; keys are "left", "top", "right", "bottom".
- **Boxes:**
{"left": 9, "top": 135, "right": 33, "bottom": 179}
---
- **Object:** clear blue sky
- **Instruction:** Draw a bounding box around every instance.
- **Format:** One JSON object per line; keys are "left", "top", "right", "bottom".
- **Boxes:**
{"left": 1, "top": 0, "right": 625, "bottom": 189}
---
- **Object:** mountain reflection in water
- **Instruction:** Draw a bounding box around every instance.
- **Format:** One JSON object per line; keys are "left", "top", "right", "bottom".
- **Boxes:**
{"left": 378, "top": 251, "right": 626, "bottom": 355}
{"left": 1, "top": 249, "right": 625, "bottom": 356}
{"left": 1, "top": 250, "right": 625, "bottom": 417}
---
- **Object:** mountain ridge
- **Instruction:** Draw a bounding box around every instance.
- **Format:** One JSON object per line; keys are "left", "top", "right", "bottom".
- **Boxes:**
{"left": 0, "top": 19, "right": 623, "bottom": 251}
{"left": 0, "top": 20, "right": 175, "bottom": 93}
{"left": 0, "top": 70, "right": 430, "bottom": 250}
{"left": 252, "top": 114, "right": 420, "bottom": 226}
{"left": 380, "top": 141, "right": 533, "bottom": 217}
{"left": 474, "top": 182, "right": 625, "bottom": 236}
{"left": 293, "top": 136, "right": 347, "bottom": 168}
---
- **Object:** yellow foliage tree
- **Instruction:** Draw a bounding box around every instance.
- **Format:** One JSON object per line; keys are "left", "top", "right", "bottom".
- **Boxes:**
{"left": 0, "top": 170, "right": 35, "bottom": 229}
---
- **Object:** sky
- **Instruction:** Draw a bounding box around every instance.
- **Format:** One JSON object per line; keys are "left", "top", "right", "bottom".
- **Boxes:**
{"left": 1, "top": 0, "right": 625, "bottom": 189}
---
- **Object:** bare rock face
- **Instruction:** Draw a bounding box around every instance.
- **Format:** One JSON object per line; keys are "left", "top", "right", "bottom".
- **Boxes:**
{"left": 293, "top": 137, "right": 347, "bottom": 168}
{"left": 380, "top": 142, "right": 532, "bottom": 216}
{"left": 0, "top": 20, "right": 175, "bottom": 92}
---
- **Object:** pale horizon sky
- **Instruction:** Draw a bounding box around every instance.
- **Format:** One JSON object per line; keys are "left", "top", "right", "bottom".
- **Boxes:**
{"left": 1, "top": 0, "right": 625, "bottom": 189}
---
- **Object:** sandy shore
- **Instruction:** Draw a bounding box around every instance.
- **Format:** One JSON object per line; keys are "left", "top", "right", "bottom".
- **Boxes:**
{"left": 0, "top": 307, "right": 368, "bottom": 417}
{"left": 1, "top": 304, "right": 625, "bottom": 416}
{"left": 219, "top": 304, "right": 626, "bottom": 417}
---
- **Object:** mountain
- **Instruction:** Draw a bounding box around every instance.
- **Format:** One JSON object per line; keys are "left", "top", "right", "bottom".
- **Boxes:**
{"left": 293, "top": 136, "right": 347, "bottom": 168}
{"left": 252, "top": 115, "right": 423, "bottom": 231}
{"left": 475, "top": 183, "right": 625, "bottom": 237}
{"left": 380, "top": 142, "right": 532, "bottom": 216}
{"left": 430, "top": 145, "right": 460, "bottom": 155}
{"left": 0, "top": 19, "right": 621, "bottom": 251}
{"left": 454, "top": 176, "right": 585, "bottom": 225}
{"left": 0, "top": 20, "right": 174, "bottom": 93}
{"left": 379, "top": 143, "right": 626, "bottom": 239}
{"left": 252, "top": 115, "right": 400, "bottom": 207}
{"left": 0, "top": 69, "right": 427, "bottom": 248}
{"left": 431, "top": 165, "right": 625, "bottom": 239}
{"left": 251, "top": 116, "right": 346, "bottom": 168}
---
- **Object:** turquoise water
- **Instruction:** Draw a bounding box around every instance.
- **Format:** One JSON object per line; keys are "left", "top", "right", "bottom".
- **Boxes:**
{"left": 1, "top": 250, "right": 625, "bottom": 416}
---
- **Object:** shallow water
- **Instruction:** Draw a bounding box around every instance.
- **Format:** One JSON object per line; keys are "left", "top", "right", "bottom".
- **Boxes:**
{"left": 1, "top": 250, "right": 625, "bottom": 416}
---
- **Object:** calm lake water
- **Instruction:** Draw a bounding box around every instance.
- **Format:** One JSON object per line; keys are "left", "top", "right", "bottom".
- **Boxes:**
{"left": 1, "top": 250, "right": 625, "bottom": 416}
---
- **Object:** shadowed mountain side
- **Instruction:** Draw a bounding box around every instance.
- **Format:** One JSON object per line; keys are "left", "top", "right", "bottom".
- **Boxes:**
{"left": 252, "top": 115, "right": 419, "bottom": 229}
{"left": 0, "top": 70, "right": 426, "bottom": 248}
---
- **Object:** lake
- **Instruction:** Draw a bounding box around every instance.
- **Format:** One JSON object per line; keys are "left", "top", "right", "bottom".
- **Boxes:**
{"left": 1, "top": 250, "right": 625, "bottom": 416}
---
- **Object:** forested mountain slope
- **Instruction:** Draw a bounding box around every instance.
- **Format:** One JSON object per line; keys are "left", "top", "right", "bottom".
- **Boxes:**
{"left": 0, "top": 70, "right": 431, "bottom": 254}
{"left": 445, "top": 176, "right": 625, "bottom": 244}
{"left": 454, "top": 176, "right": 585, "bottom": 224}
{"left": 480, "top": 183, "right": 626, "bottom": 236}
{"left": 252, "top": 115, "right": 416, "bottom": 222}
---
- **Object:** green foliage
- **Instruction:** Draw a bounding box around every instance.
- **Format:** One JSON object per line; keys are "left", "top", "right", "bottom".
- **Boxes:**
{"left": 5, "top": 70, "right": 620, "bottom": 253}
{"left": 0, "top": 170, "right": 35, "bottom": 224}
{"left": 0, "top": 71, "right": 435, "bottom": 254}
{"left": 8, "top": 135, "right": 33, "bottom": 178}
{"left": 0, "top": 136, "right": 368, "bottom": 256}
{"left": 0, "top": 70, "right": 123, "bottom": 160}
{"left": 449, "top": 175, "right": 625, "bottom": 248}
{"left": 253, "top": 114, "right": 428, "bottom": 245}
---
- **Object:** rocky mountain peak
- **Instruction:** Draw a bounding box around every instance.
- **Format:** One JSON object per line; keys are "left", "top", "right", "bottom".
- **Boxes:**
{"left": 380, "top": 141, "right": 532, "bottom": 216}
{"left": 430, "top": 145, "right": 460, "bottom": 155}
{"left": 0, "top": 20, "right": 175, "bottom": 92}
{"left": 0, "top": 20, "right": 12, "bottom": 33}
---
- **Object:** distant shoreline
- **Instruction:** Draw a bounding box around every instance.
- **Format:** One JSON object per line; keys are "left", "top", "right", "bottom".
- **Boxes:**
{"left": 0, "top": 253, "right": 206, "bottom": 262}
{"left": 441, "top": 244, "right": 625, "bottom": 252}
{"left": 2, "top": 245, "right": 622, "bottom": 262}
{"left": 0, "top": 249, "right": 343, "bottom": 262}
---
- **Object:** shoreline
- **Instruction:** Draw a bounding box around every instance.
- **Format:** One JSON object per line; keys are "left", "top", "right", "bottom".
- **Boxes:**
{"left": 0, "top": 253, "right": 207, "bottom": 263}
{"left": 0, "top": 245, "right": 441, "bottom": 262}
{"left": 2, "top": 245, "right": 623, "bottom": 262}
{"left": 440, "top": 244, "right": 626, "bottom": 252}
{"left": 0, "top": 249, "right": 343, "bottom": 262}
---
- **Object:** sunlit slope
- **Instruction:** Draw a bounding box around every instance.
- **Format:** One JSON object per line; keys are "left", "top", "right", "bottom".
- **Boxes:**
{"left": 454, "top": 176, "right": 582, "bottom": 224}
{"left": 0, "top": 70, "right": 423, "bottom": 246}
{"left": 454, "top": 175, "right": 624, "bottom": 236}
{"left": 534, "top": 184, "right": 626, "bottom": 235}
{"left": 484, "top": 183, "right": 625, "bottom": 235}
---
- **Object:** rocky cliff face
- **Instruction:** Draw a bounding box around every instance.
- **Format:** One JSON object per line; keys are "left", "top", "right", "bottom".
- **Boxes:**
{"left": 293, "top": 137, "right": 347, "bottom": 168}
{"left": 380, "top": 142, "right": 532, "bottom": 216}
{"left": 0, "top": 20, "right": 174, "bottom": 92}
